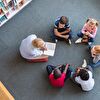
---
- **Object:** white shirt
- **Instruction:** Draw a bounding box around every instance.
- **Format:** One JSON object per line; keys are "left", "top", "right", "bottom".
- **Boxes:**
{"left": 20, "top": 34, "right": 43, "bottom": 59}
{"left": 75, "top": 71, "right": 95, "bottom": 91}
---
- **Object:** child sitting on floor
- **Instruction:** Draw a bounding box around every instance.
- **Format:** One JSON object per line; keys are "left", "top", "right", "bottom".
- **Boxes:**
{"left": 46, "top": 64, "right": 70, "bottom": 88}
{"left": 71, "top": 60, "right": 95, "bottom": 91}
{"left": 89, "top": 45, "right": 100, "bottom": 68}
{"left": 52, "top": 16, "right": 72, "bottom": 44}
{"left": 75, "top": 18, "right": 99, "bottom": 45}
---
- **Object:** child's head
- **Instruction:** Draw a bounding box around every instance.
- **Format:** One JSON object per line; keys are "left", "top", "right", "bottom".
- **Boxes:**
{"left": 78, "top": 69, "right": 89, "bottom": 81}
{"left": 86, "top": 18, "right": 99, "bottom": 28}
{"left": 32, "top": 38, "right": 46, "bottom": 49}
{"left": 59, "top": 16, "right": 68, "bottom": 28}
{"left": 91, "top": 45, "right": 100, "bottom": 56}
{"left": 54, "top": 68, "right": 61, "bottom": 79}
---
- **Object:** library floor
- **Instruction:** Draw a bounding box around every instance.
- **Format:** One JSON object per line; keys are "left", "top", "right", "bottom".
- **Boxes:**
{"left": 0, "top": 0, "right": 100, "bottom": 100}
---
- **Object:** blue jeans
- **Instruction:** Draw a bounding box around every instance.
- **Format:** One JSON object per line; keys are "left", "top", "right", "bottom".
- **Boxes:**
{"left": 46, "top": 65, "right": 56, "bottom": 75}
{"left": 89, "top": 61, "right": 100, "bottom": 68}
{"left": 77, "top": 32, "right": 94, "bottom": 42}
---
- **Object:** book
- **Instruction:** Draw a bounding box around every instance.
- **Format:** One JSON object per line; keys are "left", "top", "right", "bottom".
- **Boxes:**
{"left": 43, "top": 42, "right": 56, "bottom": 56}
{"left": 0, "top": 15, "right": 7, "bottom": 22}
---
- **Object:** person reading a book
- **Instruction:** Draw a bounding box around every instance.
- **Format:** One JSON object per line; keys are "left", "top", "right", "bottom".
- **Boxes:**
{"left": 46, "top": 64, "right": 70, "bottom": 88}
{"left": 20, "top": 34, "right": 48, "bottom": 62}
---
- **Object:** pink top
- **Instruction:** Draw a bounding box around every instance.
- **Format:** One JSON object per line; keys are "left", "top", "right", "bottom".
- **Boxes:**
{"left": 49, "top": 73, "right": 66, "bottom": 88}
{"left": 81, "top": 24, "right": 98, "bottom": 38}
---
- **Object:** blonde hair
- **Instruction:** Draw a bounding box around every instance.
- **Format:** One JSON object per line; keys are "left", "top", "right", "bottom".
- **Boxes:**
{"left": 32, "top": 38, "right": 45, "bottom": 48}
{"left": 94, "top": 45, "right": 100, "bottom": 54}
{"left": 86, "top": 18, "right": 99, "bottom": 26}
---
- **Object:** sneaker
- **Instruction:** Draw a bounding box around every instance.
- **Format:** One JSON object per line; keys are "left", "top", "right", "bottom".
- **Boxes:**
{"left": 68, "top": 39, "right": 72, "bottom": 45}
{"left": 88, "top": 42, "right": 92, "bottom": 45}
{"left": 82, "top": 59, "right": 87, "bottom": 68}
{"left": 55, "top": 39, "right": 58, "bottom": 43}
{"left": 75, "top": 38, "right": 82, "bottom": 43}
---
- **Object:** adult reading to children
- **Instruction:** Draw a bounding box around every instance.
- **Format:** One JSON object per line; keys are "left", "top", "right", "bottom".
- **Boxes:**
{"left": 20, "top": 34, "right": 48, "bottom": 62}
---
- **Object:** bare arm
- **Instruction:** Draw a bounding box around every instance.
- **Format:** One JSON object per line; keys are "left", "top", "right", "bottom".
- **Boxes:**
{"left": 63, "top": 64, "right": 69, "bottom": 74}
{"left": 54, "top": 28, "right": 69, "bottom": 39}
{"left": 60, "top": 28, "right": 71, "bottom": 34}
{"left": 81, "top": 24, "right": 87, "bottom": 34}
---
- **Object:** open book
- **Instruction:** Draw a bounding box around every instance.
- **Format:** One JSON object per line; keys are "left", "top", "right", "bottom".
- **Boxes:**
{"left": 43, "top": 42, "right": 56, "bottom": 56}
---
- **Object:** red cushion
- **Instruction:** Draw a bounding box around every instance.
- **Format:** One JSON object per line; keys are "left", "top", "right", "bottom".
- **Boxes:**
{"left": 27, "top": 58, "right": 48, "bottom": 62}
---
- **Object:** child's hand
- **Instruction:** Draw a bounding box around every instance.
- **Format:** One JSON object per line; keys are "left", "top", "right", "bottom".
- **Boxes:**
{"left": 76, "top": 67, "right": 81, "bottom": 75}
{"left": 64, "top": 35, "right": 69, "bottom": 39}
{"left": 91, "top": 53, "right": 96, "bottom": 58}
{"left": 85, "top": 32, "right": 90, "bottom": 36}
{"left": 40, "top": 46, "right": 47, "bottom": 51}
{"left": 65, "top": 28, "right": 71, "bottom": 33}
{"left": 66, "top": 64, "right": 70, "bottom": 68}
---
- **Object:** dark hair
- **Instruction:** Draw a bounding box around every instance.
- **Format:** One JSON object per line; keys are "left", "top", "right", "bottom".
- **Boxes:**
{"left": 59, "top": 16, "right": 68, "bottom": 24}
{"left": 54, "top": 68, "right": 61, "bottom": 79}
{"left": 78, "top": 69, "right": 89, "bottom": 81}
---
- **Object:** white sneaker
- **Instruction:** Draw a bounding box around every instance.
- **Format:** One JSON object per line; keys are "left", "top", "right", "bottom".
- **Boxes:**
{"left": 68, "top": 39, "right": 72, "bottom": 45}
{"left": 82, "top": 59, "right": 87, "bottom": 68}
{"left": 88, "top": 42, "right": 92, "bottom": 45}
{"left": 75, "top": 38, "right": 82, "bottom": 43}
{"left": 55, "top": 39, "right": 58, "bottom": 43}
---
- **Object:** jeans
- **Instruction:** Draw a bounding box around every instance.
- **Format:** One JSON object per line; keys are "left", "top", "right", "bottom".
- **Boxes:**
{"left": 77, "top": 32, "right": 94, "bottom": 42}
{"left": 86, "top": 65, "right": 93, "bottom": 73}
{"left": 46, "top": 65, "right": 56, "bottom": 75}
{"left": 89, "top": 61, "right": 100, "bottom": 68}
